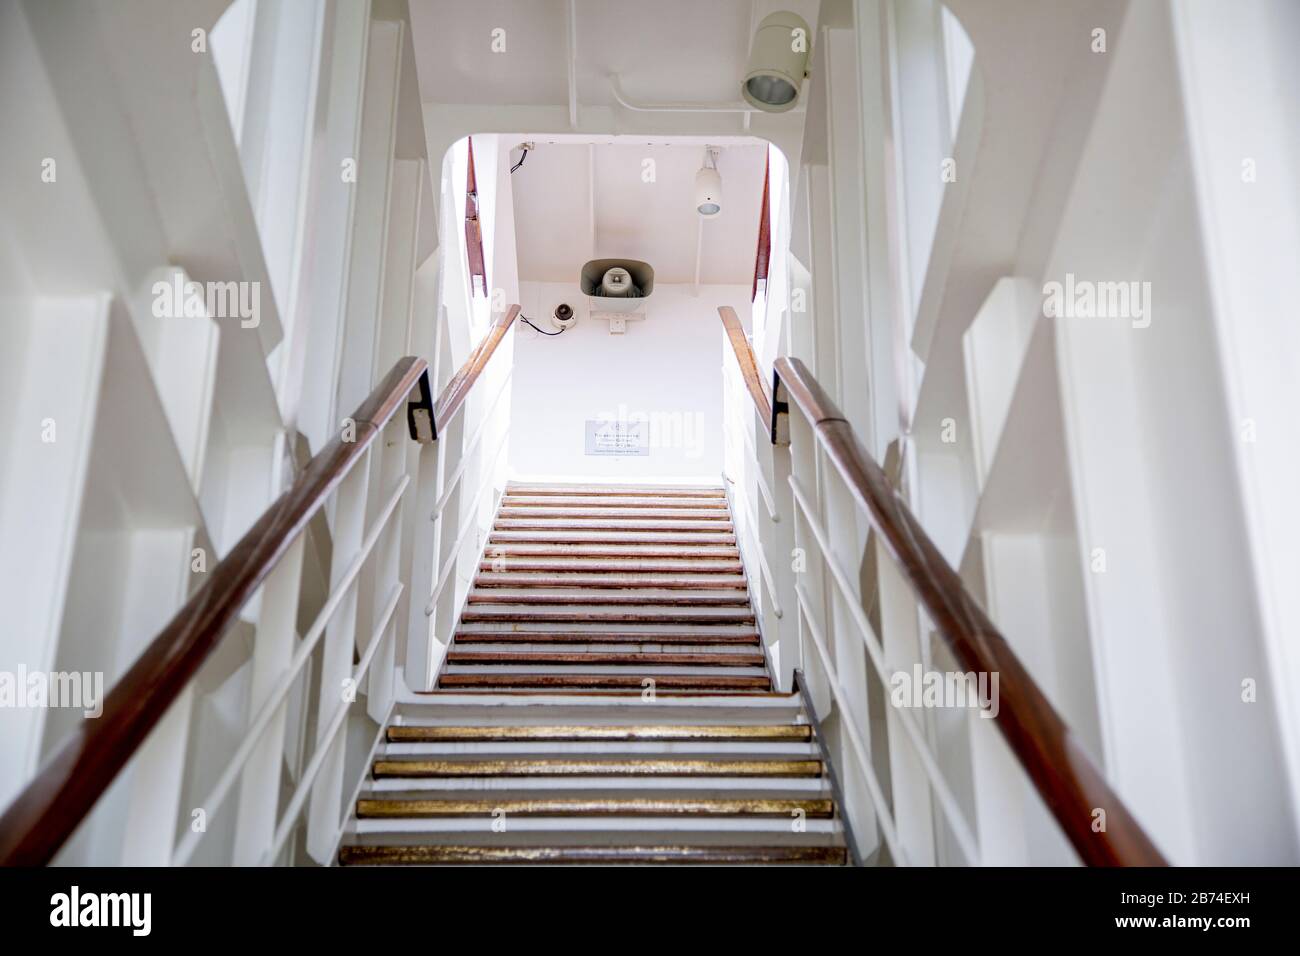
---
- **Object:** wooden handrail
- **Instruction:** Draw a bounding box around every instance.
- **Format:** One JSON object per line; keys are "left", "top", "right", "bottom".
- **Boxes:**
{"left": 429, "top": 305, "right": 519, "bottom": 441}
{"left": 0, "top": 357, "right": 430, "bottom": 866}
{"left": 717, "top": 306, "right": 772, "bottom": 425}
{"left": 771, "top": 356, "right": 1167, "bottom": 867}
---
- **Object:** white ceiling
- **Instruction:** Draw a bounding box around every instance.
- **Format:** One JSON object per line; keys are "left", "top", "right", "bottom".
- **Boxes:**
{"left": 408, "top": 0, "right": 762, "bottom": 108}
{"left": 510, "top": 140, "right": 769, "bottom": 285}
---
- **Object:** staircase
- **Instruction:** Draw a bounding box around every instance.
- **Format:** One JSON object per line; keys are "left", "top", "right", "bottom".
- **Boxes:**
{"left": 338, "top": 482, "right": 849, "bottom": 865}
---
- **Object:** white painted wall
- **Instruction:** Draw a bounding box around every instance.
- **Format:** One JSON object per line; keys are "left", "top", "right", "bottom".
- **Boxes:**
{"left": 508, "top": 281, "right": 749, "bottom": 481}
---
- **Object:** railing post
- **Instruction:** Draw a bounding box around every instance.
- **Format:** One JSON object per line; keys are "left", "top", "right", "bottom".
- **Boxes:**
{"left": 823, "top": 473, "right": 882, "bottom": 864}
{"left": 430, "top": 413, "right": 468, "bottom": 664}
{"left": 118, "top": 687, "right": 196, "bottom": 864}
{"left": 788, "top": 435, "right": 832, "bottom": 718}
{"left": 405, "top": 437, "right": 444, "bottom": 691}
{"left": 765, "top": 439, "right": 798, "bottom": 689}
{"left": 968, "top": 703, "right": 1032, "bottom": 864}
{"left": 766, "top": 366, "right": 800, "bottom": 689}
{"left": 306, "top": 455, "right": 370, "bottom": 864}
{"left": 367, "top": 419, "right": 407, "bottom": 720}
{"left": 876, "top": 540, "right": 938, "bottom": 865}
{"left": 232, "top": 535, "right": 306, "bottom": 866}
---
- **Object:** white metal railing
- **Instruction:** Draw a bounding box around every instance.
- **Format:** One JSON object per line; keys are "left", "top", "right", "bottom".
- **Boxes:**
{"left": 720, "top": 309, "right": 994, "bottom": 865}
{"left": 173, "top": 413, "right": 414, "bottom": 866}
{"left": 719, "top": 320, "right": 1165, "bottom": 867}
{"left": 172, "top": 321, "right": 514, "bottom": 864}
{"left": 0, "top": 306, "right": 519, "bottom": 866}
{"left": 721, "top": 330, "right": 988, "bottom": 865}
{"left": 787, "top": 472, "right": 981, "bottom": 864}
{"left": 424, "top": 428, "right": 510, "bottom": 619}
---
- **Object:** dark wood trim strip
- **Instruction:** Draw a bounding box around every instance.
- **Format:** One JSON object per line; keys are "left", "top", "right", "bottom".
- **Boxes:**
{"left": 465, "top": 135, "right": 487, "bottom": 296}
{"left": 772, "top": 357, "right": 1166, "bottom": 867}
{"left": 431, "top": 304, "right": 519, "bottom": 439}
{"left": 0, "top": 357, "right": 428, "bottom": 866}
{"left": 752, "top": 152, "right": 771, "bottom": 302}
{"left": 718, "top": 306, "right": 773, "bottom": 425}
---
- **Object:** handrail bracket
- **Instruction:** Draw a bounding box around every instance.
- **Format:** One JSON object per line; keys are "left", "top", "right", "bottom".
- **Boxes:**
{"left": 406, "top": 367, "right": 436, "bottom": 443}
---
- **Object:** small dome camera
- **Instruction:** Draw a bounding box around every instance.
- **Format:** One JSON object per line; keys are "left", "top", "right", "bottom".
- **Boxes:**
{"left": 550, "top": 302, "right": 577, "bottom": 332}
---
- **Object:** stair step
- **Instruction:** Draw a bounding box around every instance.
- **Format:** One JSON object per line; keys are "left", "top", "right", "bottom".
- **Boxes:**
{"left": 454, "top": 633, "right": 760, "bottom": 647}
{"left": 382, "top": 740, "right": 816, "bottom": 760}
{"left": 361, "top": 775, "right": 826, "bottom": 796}
{"left": 437, "top": 675, "right": 770, "bottom": 692}
{"left": 445, "top": 651, "right": 766, "bottom": 667}
{"left": 498, "top": 508, "right": 731, "bottom": 520}
{"left": 506, "top": 483, "right": 724, "bottom": 498}
{"left": 458, "top": 619, "right": 759, "bottom": 636}
{"left": 476, "top": 573, "right": 748, "bottom": 590}
{"left": 355, "top": 797, "right": 833, "bottom": 818}
{"left": 478, "top": 559, "right": 744, "bottom": 574}
{"left": 485, "top": 544, "right": 739, "bottom": 559}
{"left": 372, "top": 758, "right": 823, "bottom": 778}
{"left": 467, "top": 588, "right": 751, "bottom": 606}
{"left": 419, "top": 689, "right": 785, "bottom": 697}
{"left": 489, "top": 531, "right": 737, "bottom": 545}
{"left": 496, "top": 518, "right": 733, "bottom": 532}
{"left": 502, "top": 497, "right": 729, "bottom": 510}
{"left": 446, "top": 645, "right": 758, "bottom": 659}
{"left": 356, "top": 482, "right": 842, "bottom": 865}
{"left": 387, "top": 724, "right": 811, "bottom": 742}
{"left": 340, "top": 844, "right": 845, "bottom": 865}
{"left": 365, "top": 778, "right": 830, "bottom": 796}
{"left": 393, "top": 692, "right": 801, "bottom": 715}
{"left": 459, "top": 607, "right": 756, "bottom": 624}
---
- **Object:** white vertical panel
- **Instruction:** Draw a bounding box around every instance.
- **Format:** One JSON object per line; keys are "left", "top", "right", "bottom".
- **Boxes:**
{"left": 297, "top": 0, "right": 372, "bottom": 456}
{"left": 306, "top": 458, "right": 369, "bottom": 863}
{"left": 335, "top": 18, "right": 403, "bottom": 422}
{"left": 233, "top": 536, "right": 306, "bottom": 865}
{"left": 877, "top": 543, "right": 936, "bottom": 864}
{"left": 0, "top": 295, "right": 108, "bottom": 806}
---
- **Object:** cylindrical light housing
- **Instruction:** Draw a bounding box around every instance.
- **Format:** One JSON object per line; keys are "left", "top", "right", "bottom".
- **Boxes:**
{"left": 742, "top": 11, "right": 811, "bottom": 112}
{"left": 695, "top": 165, "right": 722, "bottom": 217}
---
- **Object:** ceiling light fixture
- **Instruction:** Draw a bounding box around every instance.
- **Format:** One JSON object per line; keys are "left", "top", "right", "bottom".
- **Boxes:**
{"left": 742, "top": 11, "right": 811, "bottom": 112}
{"left": 695, "top": 147, "right": 722, "bottom": 217}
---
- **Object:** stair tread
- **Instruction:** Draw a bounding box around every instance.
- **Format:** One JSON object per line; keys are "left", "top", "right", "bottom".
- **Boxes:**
{"left": 339, "top": 844, "right": 846, "bottom": 865}
{"left": 387, "top": 724, "right": 811, "bottom": 742}
{"left": 457, "top": 620, "right": 759, "bottom": 632}
{"left": 506, "top": 483, "right": 725, "bottom": 497}
{"left": 444, "top": 672, "right": 769, "bottom": 683}
{"left": 476, "top": 573, "right": 749, "bottom": 590}
{"left": 356, "top": 797, "right": 833, "bottom": 818}
{"left": 467, "top": 589, "right": 751, "bottom": 606}
{"left": 373, "top": 758, "right": 823, "bottom": 777}
{"left": 479, "top": 560, "right": 744, "bottom": 573}
{"left": 489, "top": 532, "right": 737, "bottom": 544}
{"left": 496, "top": 518, "right": 733, "bottom": 531}
{"left": 454, "top": 636, "right": 760, "bottom": 648}
{"left": 503, "top": 497, "right": 730, "bottom": 510}
{"left": 445, "top": 651, "right": 766, "bottom": 666}
{"left": 461, "top": 606, "right": 755, "bottom": 620}
{"left": 484, "top": 544, "right": 739, "bottom": 557}
{"left": 416, "top": 689, "right": 787, "bottom": 697}
{"left": 499, "top": 508, "right": 731, "bottom": 520}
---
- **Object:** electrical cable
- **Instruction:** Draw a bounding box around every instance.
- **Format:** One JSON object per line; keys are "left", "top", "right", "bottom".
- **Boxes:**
{"left": 520, "top": 314, "right": 566, "bottom": 336}
{"left": 510, "top": 145, "right": 530, "bottom": 173}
